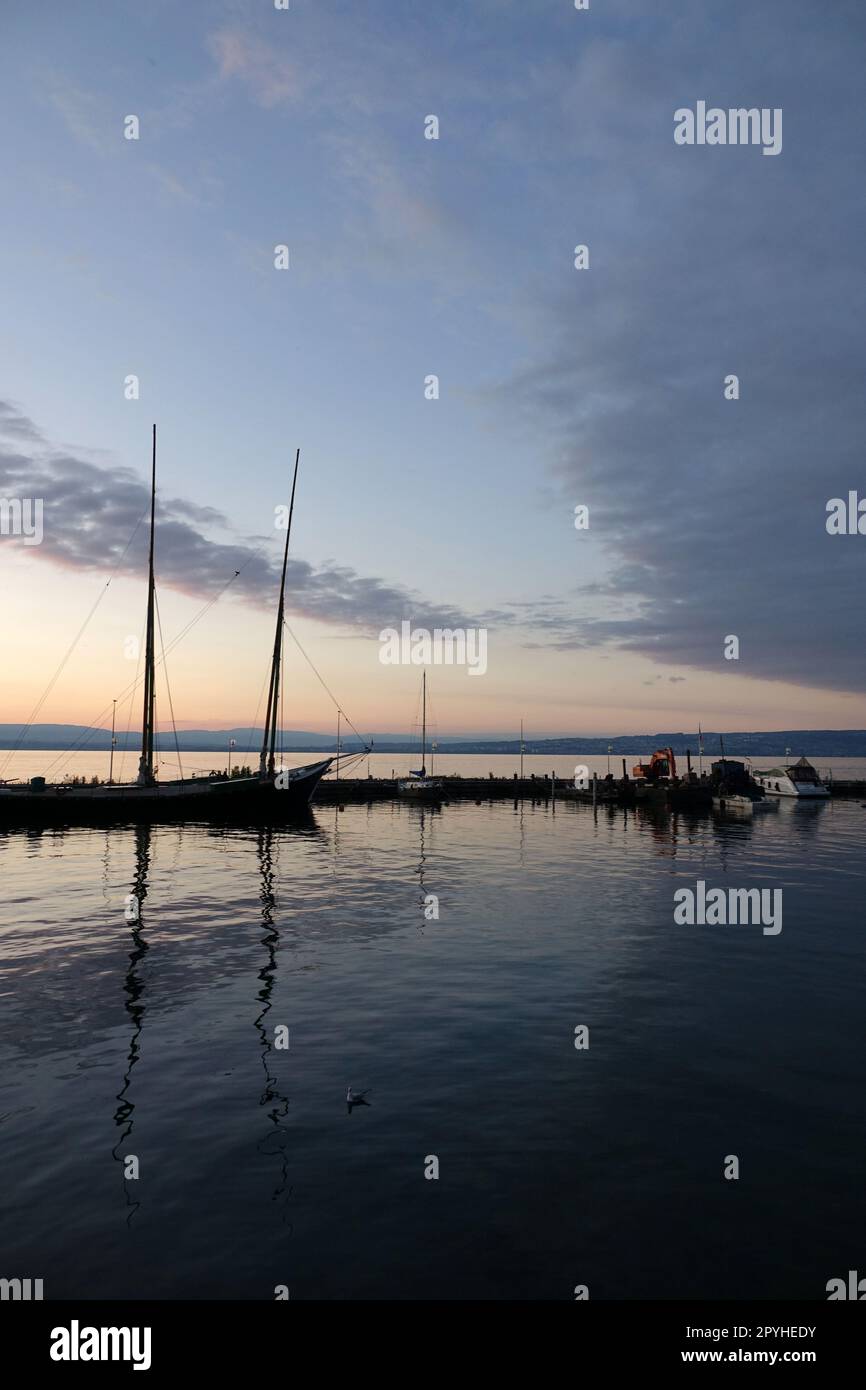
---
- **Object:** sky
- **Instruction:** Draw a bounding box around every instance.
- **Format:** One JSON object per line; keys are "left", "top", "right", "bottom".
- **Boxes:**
{"left": 1, "top": 0, "right": 864, "bottom": 740}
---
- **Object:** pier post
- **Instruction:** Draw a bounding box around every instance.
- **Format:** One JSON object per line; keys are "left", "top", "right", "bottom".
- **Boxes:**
{"left": 592, "top": 772, "right": 598, "bottom": 808}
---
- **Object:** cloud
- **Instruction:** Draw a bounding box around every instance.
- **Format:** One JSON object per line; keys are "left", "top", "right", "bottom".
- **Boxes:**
{"left": 206, "top": 28, "right": 308, "bottom": 108}
{"left": 21, "top": 1, "right": 864, "bottom": 702}
{"left": 0, "top": 402, "right": 490, "bottom": 636}
{"left": 144, "top": 162, "right": 202, "bottom": 205}
{"left": 42, "top": 75, "right": 114, "bottom": 154}
{"left": 37, "top": 68, "right": 222, "bottom": 211}
{"left": 0, "top": 400, "right": 43, "bottom": 443}
{"left": 204, "top": 22, "right": 476, "bottom": 286}
{"left": 489, "top": 1, "right": 866, "bottom": 695}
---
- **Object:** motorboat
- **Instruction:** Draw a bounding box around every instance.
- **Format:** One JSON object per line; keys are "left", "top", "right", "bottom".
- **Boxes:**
{"left": 753, "top": 757, "right": 830, "bottom": 799}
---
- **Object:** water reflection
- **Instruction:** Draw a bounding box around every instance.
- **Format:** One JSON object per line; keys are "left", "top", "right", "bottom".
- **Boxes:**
{"left": 253, "top": 827, "right": 293, "bottom": 1226}
{"left": 111, "top": 822, "right": 151, "bottom": 1225}
{"left": 0, "top": 794, "right": 863, "bottom": 1300}
{"left": 346, "top": 1088, "right": 371, "bottom": 1114}
{"left": 413, "top": 805, "right": 438, "bottom": 928}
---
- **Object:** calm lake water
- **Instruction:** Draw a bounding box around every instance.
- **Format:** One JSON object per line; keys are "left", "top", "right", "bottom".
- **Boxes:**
{"left": 1, "top": 756, "right": 865, "bottom": 1300}
{"left": 3, "top": 750, "right": 866, "bottom": 784}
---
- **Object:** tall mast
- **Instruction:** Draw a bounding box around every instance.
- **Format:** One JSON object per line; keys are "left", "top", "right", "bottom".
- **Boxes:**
{"left": 137, "top": 425, "right": 157, "bottom": 786}
{"left": 421, "top": 671, "right": 427, "bottom": 775}
{"left": 259, "top": 449, "right": 300, "bottom": 780}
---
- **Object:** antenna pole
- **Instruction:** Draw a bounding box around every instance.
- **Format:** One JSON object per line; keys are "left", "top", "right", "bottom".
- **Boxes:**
{"left": 109, "top": 698, "right": 117, "bottom": 785}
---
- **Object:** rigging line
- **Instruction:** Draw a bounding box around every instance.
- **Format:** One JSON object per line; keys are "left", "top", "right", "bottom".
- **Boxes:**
{"left": 119, "top": 614, "right": 146, "bottom": 787}
{"left": 43, "top": 617, "right": 147, "bottom": 782}
{"left": 0, "top": 509, "right": 150, "bottom": 779}
{"left": 330, "top": 749, "right": 366, "bottom": 776}
{"left": 155, "top": 593, "right": 184, "bottom": 783}
{"left": 0, "top": 525, "right": 148, "bottom": 783}
{"left": 279, "top": 654, "right": 285, "bottom": 769}
{"left": 244, "top": 668, "right": 271, "bottom": 758}
{"left": 48, "top": 567, "right": 246, "bottom": 779}
{"left": 41, "top": 569, "right": 245, "bottom": 777}
{"left": 282, "top": 618, "right": 372, "bottom": 751}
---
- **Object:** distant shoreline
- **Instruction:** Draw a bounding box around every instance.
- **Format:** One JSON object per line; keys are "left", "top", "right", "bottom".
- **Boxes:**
{"left": 4, "top": 730, "right": 866, "bottom": 758}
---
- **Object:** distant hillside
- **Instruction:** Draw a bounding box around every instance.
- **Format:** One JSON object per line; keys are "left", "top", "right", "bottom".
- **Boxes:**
{"left": 2, "top": 726, "right": 866, "bottom": 757}
{"left": 0, "top": 724, "right": 362, "bottom": 753}
{"left": 445, "top": 731, "right": 866, "bottom": 757}
{"left": 0, "top": 723, "right": 471, "bottom": 753}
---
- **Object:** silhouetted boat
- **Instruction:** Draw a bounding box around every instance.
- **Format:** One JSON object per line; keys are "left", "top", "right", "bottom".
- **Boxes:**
{"left": 0, "top": 429, "right": 331, "bottom": 824}
{"left": 709, "top": 753, "right": 770, "bottom": 817}
{"left": 397, "top": 672, "right": 444, "bottom": 799}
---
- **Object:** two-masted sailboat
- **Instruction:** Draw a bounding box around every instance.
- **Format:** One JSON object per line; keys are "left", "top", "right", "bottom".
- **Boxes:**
{"left": 0, "top": 428, "right": 332, "bottom": 823}
{"left": 397, "top": 671, "right": 444, "bottom": 799}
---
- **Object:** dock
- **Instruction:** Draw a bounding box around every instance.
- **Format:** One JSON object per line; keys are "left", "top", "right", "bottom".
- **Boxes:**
{"left": 826, "top": 780, "right": 866, "bottom": 798}
{"left": 317, "top": 774, "right": 561, "bottom": 803}
{"left": 314, "top": 775, "right": 866, "bottom": 805}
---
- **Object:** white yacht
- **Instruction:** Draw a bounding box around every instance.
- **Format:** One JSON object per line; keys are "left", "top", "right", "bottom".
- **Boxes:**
{"left": 753, "top": 757, "right": 829, "bottom": 799}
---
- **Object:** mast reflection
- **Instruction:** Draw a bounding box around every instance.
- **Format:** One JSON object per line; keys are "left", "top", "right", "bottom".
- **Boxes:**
{"left": 254, "top": 827, "right": 293, "bottom": 1226}
{"left": 414, "top": 804, "right": 439, "bottom": 929}
{"left": 112, "top": 822, "right": 151, "bottom": 1225}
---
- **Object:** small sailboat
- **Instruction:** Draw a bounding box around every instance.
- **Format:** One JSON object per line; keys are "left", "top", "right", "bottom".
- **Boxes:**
{"left": 0, "top": 429, "right": 332, "bottom": 823}
{"left": 397, "top": 672, "right": 444, "bottom": 799}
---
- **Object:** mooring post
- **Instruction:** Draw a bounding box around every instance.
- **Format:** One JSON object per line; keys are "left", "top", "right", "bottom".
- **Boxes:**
{"left": 592, "top": 772, "right": 598, "bottom": 807}
{"left": 551, "top": 769, "right": 556, "bottom": 804}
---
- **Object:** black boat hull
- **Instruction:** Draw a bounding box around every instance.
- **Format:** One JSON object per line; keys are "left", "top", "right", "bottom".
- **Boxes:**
{"left": 0, "top": 761, "right": 332, "bottom": 827}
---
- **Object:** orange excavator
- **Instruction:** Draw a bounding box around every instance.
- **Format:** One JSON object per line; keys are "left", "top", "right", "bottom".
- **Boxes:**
{"left": 632, "top": 747, "right": 677, "bottom": 782}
